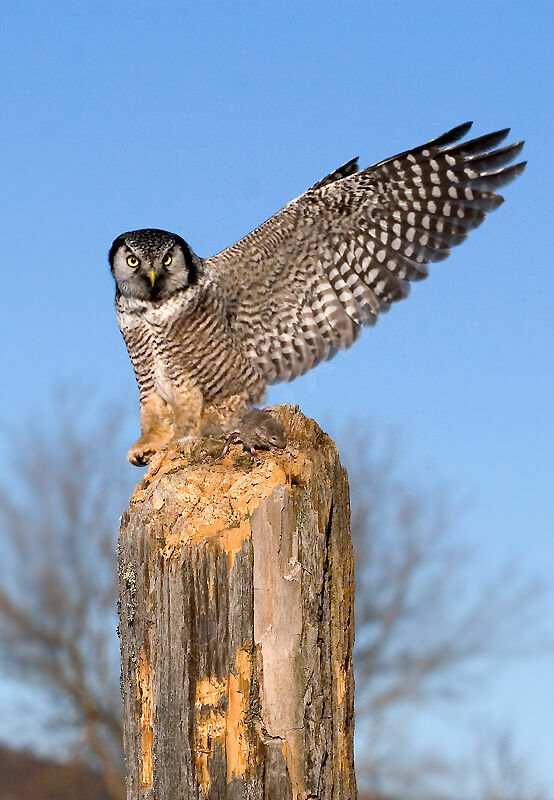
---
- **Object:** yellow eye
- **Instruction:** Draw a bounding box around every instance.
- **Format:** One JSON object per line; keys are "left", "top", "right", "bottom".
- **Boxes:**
{"left": 127, "top": 255, "right": 140, "bottom": 268}
{"left": 162, "top": 253, "right": 172, "bottom": 266}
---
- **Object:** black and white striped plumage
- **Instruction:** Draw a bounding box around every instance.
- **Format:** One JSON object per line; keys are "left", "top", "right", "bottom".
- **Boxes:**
{"left": 110, "top": 123, "right": 525, "bottom": 464}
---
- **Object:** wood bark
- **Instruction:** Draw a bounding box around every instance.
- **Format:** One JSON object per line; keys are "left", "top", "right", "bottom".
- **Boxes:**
{"left": 118, "top": 404, "right": 356, "bottom": 800}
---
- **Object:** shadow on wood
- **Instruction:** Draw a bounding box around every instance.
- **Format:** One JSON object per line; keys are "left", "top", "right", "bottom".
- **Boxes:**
{"left": 118, "top": 405, "right": 356, "bottom": 799}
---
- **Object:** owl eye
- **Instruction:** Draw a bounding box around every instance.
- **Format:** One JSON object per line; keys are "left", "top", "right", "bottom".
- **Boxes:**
{"left": 126, "top": 255, "right": 140, "bottom": 268}
{"left": 162, "top": 253, "right": 172, "bottom": 266}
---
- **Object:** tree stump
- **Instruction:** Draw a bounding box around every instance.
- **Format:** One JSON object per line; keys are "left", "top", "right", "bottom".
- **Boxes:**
{"left": 118, "top": 404, "right": 356, "bottom": 799}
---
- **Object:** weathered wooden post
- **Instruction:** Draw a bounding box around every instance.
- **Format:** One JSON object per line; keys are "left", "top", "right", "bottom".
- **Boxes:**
{"left": 118, "top": 404, "right": 356, "bottom": 799}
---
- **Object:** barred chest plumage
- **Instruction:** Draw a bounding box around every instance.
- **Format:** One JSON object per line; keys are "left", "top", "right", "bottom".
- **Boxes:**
{"left": 116, "top": 284, "right": 265, "bottom": 404}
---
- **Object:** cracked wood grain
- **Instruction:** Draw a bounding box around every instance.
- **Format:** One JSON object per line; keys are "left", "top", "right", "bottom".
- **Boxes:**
{"left": 118, "top": 404, "right": 356, "bottom": 799}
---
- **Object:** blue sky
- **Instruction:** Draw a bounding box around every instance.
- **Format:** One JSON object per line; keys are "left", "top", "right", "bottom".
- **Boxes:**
{"left": 0, "top": 0, "right": 552, "bottom": 790}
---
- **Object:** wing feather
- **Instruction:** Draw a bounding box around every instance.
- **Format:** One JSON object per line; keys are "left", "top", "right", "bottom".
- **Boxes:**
{"left": 204, "top": 124, "right": 525, "bottom": 385}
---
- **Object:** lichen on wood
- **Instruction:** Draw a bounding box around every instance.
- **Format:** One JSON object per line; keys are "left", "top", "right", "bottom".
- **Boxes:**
{"left": 118, "top": 404, "right": 356, "bottom": 799}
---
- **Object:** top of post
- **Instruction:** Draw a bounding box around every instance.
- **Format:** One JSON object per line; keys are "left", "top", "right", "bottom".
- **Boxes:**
{"left": 124, "top": 404, "right": 343, "bottom": 562}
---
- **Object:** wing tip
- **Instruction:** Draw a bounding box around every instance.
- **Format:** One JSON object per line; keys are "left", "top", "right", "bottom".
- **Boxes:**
{"left": 506, "top": 141, "right": 525, "bottom": 159}
{"left": 458, "top": 120, "right": 474, "bottom": 134}
{"left": 432, "top": 121, "right": 474, "bottom": 148}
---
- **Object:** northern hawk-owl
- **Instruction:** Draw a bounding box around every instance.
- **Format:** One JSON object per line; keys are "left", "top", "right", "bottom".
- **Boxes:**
{"left": 110, "top": 122, "right": 525, "bottom": 465}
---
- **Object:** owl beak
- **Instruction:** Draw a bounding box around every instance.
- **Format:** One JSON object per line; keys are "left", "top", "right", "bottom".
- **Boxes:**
{"left": 148, "top": 268, "right": 157, "bottom": 287}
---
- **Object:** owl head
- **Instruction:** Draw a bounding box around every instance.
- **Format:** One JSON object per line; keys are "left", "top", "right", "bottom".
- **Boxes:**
{"left": 109, "top": 228, "right": 197, "bottom": 301}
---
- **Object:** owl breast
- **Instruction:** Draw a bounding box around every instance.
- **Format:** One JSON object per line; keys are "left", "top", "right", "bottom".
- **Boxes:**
{"left": 151, "top": 350, "right": 176, "bottom": 404}
{"left": 133, "top": 285, "right": 266, "bottom": 404}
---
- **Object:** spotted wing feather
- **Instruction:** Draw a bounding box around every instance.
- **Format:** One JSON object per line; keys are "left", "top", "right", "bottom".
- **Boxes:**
{"left": 309, "top": 156, "right": 359, "bottom": 190}
{"left": 204, "top": 123, "right": 525, "bottom": 384}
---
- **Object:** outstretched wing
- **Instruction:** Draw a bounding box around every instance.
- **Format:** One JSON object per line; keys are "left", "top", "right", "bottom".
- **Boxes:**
{"left": 203, "top": 123, "right": 525, "bottom": 385}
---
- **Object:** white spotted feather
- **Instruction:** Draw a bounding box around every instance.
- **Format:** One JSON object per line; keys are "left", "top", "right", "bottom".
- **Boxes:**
{"left": 204, "top": 122, "right": 525, "bottom": 385}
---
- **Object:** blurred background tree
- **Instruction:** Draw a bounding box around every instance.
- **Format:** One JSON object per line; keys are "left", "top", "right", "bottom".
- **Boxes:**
{"left": 0, "top": 397, "right": 549, "bottom": 800}
{"left": 343, "top": 430, "right": 549, "bottom": 800}
{"left": 0, "top": 395, "right": 134, "bottom": 800}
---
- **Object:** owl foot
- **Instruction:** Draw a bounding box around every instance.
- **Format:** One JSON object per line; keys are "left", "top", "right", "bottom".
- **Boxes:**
{"left": 127, "top": 436, "right": 169, "bottom": 466}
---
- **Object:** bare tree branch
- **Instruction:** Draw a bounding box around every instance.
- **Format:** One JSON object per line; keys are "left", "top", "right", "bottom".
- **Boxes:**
{"left": 340, "top": 426, "right": 550, "bottom": 797}
{"left": 0, "top": 405, "right": 548, "bottom": 800}
{"left": 0, "top": 394, "right": 135, "bottom": 800}
{"left": 473, "top": 728, "right": 547, "bottom": 800}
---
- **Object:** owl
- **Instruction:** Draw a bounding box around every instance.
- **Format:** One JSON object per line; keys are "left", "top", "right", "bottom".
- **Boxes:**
{"left": 110, "top": 122, "right": 525, "bottom": 465}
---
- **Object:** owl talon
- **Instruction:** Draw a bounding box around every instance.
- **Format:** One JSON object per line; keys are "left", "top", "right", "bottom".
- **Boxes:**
{"left": 128, "top": 448, "right": 155, "bottom": 466}
{"left": 217, "top": 432, "right": 239, "bottom": 461}
{"left": 127, "top": 439, "right": 161, "bottom": 466}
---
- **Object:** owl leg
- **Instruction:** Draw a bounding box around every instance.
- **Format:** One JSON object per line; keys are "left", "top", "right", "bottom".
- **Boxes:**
{"left": 201, "top": 394, "right": 249, "bottom": 437}
{"left": 170, "top": 382, "right": 204, "bottom": 439}
{"left": 127, "top": 393, "right": 174, "bottom": 466}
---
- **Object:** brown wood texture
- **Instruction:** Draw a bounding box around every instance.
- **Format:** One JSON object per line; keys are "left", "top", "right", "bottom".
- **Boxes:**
{"left": 118, "top": 405, "right": 356, "bottom": 800}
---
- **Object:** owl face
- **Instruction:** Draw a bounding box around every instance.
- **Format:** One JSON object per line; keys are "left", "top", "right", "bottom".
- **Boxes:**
{"left": 109, "top": 228, "right": 197, "bottom": 301}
